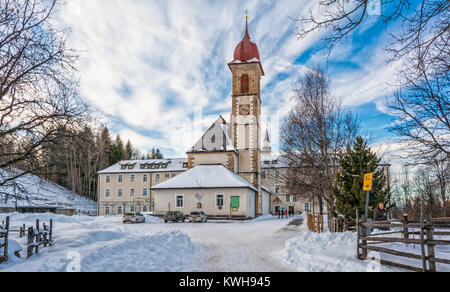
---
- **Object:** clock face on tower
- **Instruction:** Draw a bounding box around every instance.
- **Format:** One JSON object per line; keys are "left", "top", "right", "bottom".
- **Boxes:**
{"left": 239, "top": 104, "right": 250, "bottom": 115}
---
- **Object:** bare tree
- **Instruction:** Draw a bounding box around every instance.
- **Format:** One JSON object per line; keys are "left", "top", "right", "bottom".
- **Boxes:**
{"left": 392, "top": 164, "right": 412, "bottom": 207}
{"left": 427, "top": 153, "right": 449, "bottom": 216}
{"left": 281, "top": 66, "right": 360, "bottom": 216}
{"left": 293, "top": 1, "right": 449, "bottom": 164}
{"left": 415, "top": 166, "right": 442, "bottom": 218}
{"left": 0, "top": 0, "right": 88, "bottom": 191}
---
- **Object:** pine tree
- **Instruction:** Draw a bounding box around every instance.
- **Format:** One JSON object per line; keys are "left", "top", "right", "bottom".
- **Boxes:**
{"left": 334, "top": 137, "right": 390, "bottom": 220}
{"left": 110, "top": 135, "right": 126, "bottom": 164}
{"left": 125, "top": 139, "right": 134, "bottom": 160}
{"left": 98, "top": 126, "right": 112, "bottom": 169}
{"left": 155, "top": 148, "right": 163, "bottom": 159}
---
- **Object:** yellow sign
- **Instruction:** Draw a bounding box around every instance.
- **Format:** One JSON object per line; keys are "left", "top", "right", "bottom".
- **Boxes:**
{"left": 363, "top": 173, "right": 373, "bottom": 191}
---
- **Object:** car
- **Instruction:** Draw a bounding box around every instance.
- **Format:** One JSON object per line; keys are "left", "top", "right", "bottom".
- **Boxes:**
{"left": 164, "top": 211, "right": 185, "bottom": 223}
{"left": 188, "top": 211, "right": 208, "bottom": 223}
{"left": 123, "top": 212, "right": 145, "bottom": 223}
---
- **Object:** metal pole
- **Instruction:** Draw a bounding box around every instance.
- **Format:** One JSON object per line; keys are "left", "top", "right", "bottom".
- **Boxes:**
{"left": 365, "top": 190, "right": 370, "bottom": 218}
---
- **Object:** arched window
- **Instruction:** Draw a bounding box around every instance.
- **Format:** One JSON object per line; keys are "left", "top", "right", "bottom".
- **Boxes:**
{"left": 241, "top": 74, "right": 249, "bottom": 93}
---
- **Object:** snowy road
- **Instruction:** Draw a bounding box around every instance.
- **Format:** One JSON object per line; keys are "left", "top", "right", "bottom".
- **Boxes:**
{"left": 4, "top": 213, "right": 447, "bottom": 272}
{"left": 0, "top": 213, "right": 304, "bottom": 272}
{"left": 112, "top": 215, "right": 304, "bottom": 272}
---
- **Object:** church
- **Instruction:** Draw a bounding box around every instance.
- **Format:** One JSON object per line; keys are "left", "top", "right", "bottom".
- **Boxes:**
{"left": 97, "top": 18, "right": 316, "bottom": 218}
{"left": 151, "top": 18, "right": 270, "bottom": 218}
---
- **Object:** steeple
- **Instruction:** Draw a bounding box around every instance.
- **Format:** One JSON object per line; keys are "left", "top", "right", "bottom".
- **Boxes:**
{"left": 262, "top": 128, "right": 271, "bottom": 153}
{"left": 229, "top": 16, "right": 264, "bottom": 75}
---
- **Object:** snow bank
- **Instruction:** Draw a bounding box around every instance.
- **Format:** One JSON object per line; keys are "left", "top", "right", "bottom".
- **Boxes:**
{"left": 0, "top": 212, "right": 196, "bottom": 272}
{"left": 281, "top": 230, "right": 382, "bottom": 272}
{"left": 281, "top": 220, "right": 450, "bottom": 272}
{"left": 0, "top": 168, "right": 96, "bottom": 214}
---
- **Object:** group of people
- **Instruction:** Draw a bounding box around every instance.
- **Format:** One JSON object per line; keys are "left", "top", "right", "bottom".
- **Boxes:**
{"left": 277, "top": 207, "right": 295, "bottom": 219}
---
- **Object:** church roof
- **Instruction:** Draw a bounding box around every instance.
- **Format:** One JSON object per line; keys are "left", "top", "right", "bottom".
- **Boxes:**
{"left": 187, "top": 116, "right": 236, "bottom": 154}
{"left": 233, "top": 19, "right": 260, "bottom": 62}
{"left": 228, "top": 18, "right": 264, "bottom": 75}
{"left": 151, "top": 164, "right": 258, "bottom": 191}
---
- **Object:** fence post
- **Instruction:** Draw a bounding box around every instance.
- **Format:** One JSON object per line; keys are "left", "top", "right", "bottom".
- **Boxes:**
{"left": 361, "top": 215, "right": 367, "bottom": 260}
{"left": 43, "top": 223, "right": 48, "bottom": 247}
{"left": 420, "top": 200, "right": 427, "bottom": 272}
{"left": 49, "top": 219, "right": 53, "bottom": 244}
{"left": 426, "top": 216, "right": 436, "bottom": 272}
{"left": 27, "top": 227, "right": 34, "bottom": 258}
{"left": 3, "top": 216, "right": 9, "bottom": 262}
{"left": 402, "top": 214, "right": 409, "bottom": 241}
{"left": 316, "top": 215, "right": 320, "bottom": 233}
{"left": 356, "top": 209, "right": 361, "bottom": 259}
{"left": 320, "top": 215, "right": 324, "bottom": 233}
{"left": 344, "top": 215, "right": 348, "bottom": 232}
{"left": 35, "top": 219, "right": 39, "bottom": 254}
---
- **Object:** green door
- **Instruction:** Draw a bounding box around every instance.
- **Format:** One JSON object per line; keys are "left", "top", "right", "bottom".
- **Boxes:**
{"left": 231, "top": 196, "right": 240, "bottom": 211}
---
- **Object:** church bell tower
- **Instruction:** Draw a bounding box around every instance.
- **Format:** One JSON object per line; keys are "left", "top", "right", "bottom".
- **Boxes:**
{"left": 228, "top": 17, "right": 264, "bottom": 215}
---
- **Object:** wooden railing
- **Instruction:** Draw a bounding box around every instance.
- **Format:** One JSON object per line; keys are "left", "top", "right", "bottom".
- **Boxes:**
{"left": 356, "top": 208, "right": 450, "bottom": 272}
{"left": 0, "top": 216, "right": 53, "bottom": 264}
{"left": 328, "top": 216, "right": 357, "bottom": 232}
{"left": 306, "top": 212, "right": 324, "bottom": 233}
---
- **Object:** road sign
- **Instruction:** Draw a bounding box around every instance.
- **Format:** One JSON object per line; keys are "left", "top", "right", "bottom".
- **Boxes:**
{"left": 363, "top": 173, "right": 373, "bottom": 191}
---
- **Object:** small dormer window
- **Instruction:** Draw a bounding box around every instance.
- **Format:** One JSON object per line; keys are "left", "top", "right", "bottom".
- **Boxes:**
{"left": 140, "top": 164, "right": 146, "bottom": 169}
{"left": 183, "top": 162, "right": 188, "bottom": 168}
{"left": 273, "top": 160, "right": 278, "bottom": 165}
{"left": 121, "top": 164, "right": 127, "bottom": 170}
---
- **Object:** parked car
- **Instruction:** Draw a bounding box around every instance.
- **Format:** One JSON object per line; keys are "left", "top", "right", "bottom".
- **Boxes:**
{"left": 189, "top": 211, "right": 208, "bottom": 223}
{"left": 123, "top": 212, "right": 145, "bottom": 223}
{"left": 164, "top": 211, "right": 185, "bottom": 223}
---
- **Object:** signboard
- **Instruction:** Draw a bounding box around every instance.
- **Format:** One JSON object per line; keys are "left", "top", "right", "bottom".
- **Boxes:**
{"left": 363, "top": 173, "right": 373, "bottom": 191}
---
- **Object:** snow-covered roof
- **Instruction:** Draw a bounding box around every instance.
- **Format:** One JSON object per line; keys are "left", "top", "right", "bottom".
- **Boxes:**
{"left": 151, "top": 164, "right": 257, "bottom": 192}
{"left": 0, "top": 168, "right": 96, "bottom": 213}
{"left": 261, "top": 154, "right": 288, "bottom": 169}
{"left": 97, "top": 158, "right": 188, "bottom": 174}
{"left": 188, "top": 116, "right": 236, "bottom": 154}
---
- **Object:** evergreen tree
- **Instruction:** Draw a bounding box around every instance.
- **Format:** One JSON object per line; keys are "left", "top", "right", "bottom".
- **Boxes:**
{"left": 154, "top": 148, "right": 163, "bottom": 159}
{"left": 110, "top": 135, "right": 126, "bottom": 164}
{"left": 125, "top": 139, "right": 134, "bottom": 160}
{"left": 98, "top": 126, "right": 112, "bottom": 169}
{"left": 334, "top": 137, "right": 390, "bottom": 220}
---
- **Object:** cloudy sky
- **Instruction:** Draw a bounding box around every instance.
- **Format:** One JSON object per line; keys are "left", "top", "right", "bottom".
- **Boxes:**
{"left": 56, "top": 0, "right": 408, "bottom": 164}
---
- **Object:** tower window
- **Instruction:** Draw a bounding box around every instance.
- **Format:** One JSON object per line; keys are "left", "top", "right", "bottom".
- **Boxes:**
{"left": 241, "top": 74, "right": 249, "bottom": 93}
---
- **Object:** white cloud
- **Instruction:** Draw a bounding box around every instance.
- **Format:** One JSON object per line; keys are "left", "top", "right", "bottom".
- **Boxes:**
{"left": 55, "top": 0, "right": 403, "bottom": 157}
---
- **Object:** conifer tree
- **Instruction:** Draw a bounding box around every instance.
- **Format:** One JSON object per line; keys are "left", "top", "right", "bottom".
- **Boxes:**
{"left": 125, "top": 139, "right": 134, "bottom": 160}
{"left": 334, "top": 137, "right": 390, "bottom": 220}
{"left": 110, "top": 135, "right": 126, "bottom": 164}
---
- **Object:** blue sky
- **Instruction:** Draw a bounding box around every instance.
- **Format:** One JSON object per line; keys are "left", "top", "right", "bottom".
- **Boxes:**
{"left": 56, "top": 0, "right": 408, "bottom": 163}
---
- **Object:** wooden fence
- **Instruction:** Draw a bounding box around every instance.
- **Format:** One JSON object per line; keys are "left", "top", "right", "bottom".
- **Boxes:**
{"left": 356, "top": 207, "right": 450, "bottom": 272}
{"left": 306, "top": 212, "right": 324, "bottom": 233}
{"left": 328, "top": 216, "right": 358, "bottom": 233}
{"left": 0, "top": 217, "right": 53, "bottom": 264}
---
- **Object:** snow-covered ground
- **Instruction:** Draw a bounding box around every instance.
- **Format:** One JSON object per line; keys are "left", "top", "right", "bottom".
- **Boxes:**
{"left": 1, "top": 212, "right": 448, "bottom": 272}
{"left": 0, "top": 168, "right": 96, "bottom": 214}
{"left": 280, "top": 219, "right": 450, "bottom": 272}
